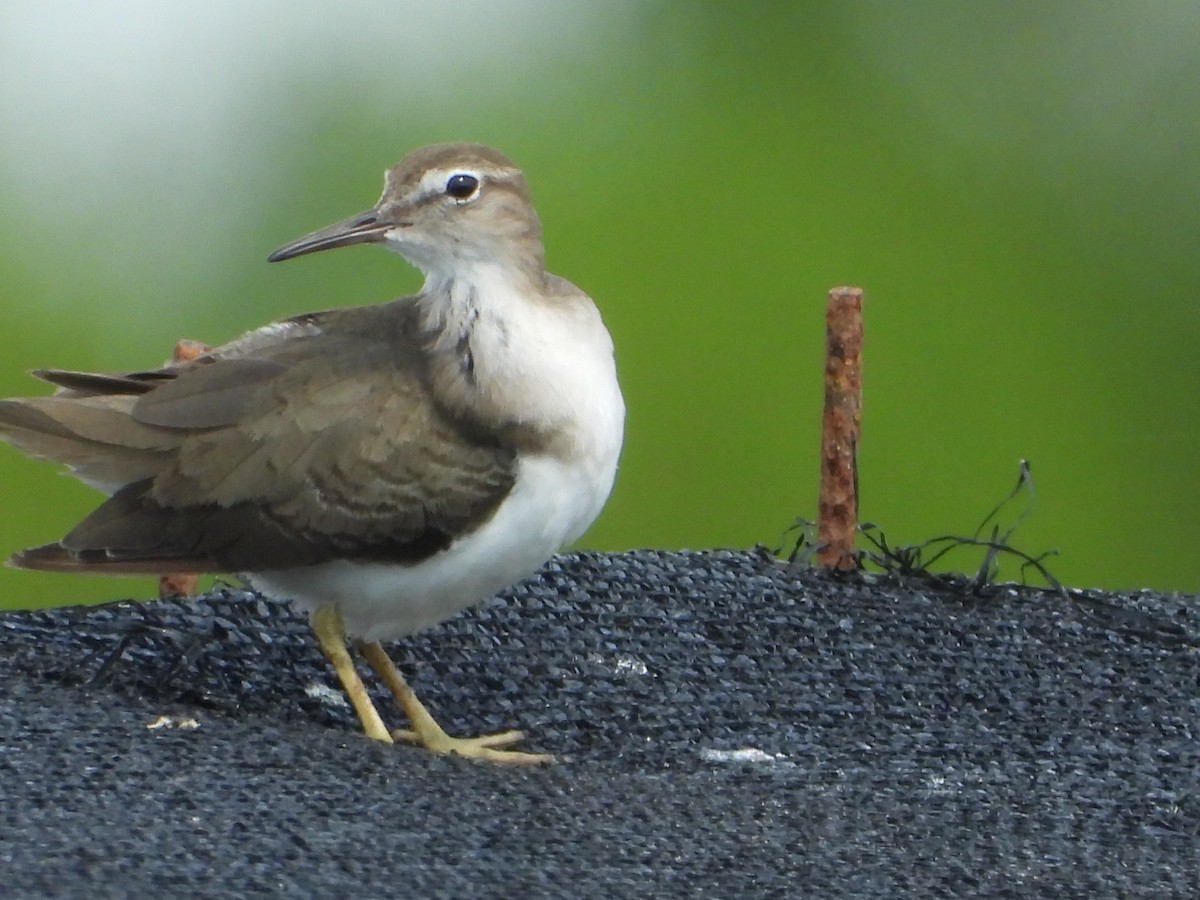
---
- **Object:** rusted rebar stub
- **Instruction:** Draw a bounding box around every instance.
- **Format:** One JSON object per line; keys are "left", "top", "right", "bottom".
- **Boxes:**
{"left": 171, "top": 339, "right": 211, "bottom": 364}
{"left": 158, "top": 573, "right": 200, "bottom": 599}
{"left": 157, "top": 338, "right": 213, "bottom": 600}
{"left": 817, "top": 287, "right": 863, "bottom": 570}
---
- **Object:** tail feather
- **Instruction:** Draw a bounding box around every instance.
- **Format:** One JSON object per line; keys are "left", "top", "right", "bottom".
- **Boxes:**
{"left": 0, "top": 396, "right": 173, "bottom": 491}
{"left": 33, "top": 368, "right": 166, "bottom": 397}
{"left": 10, "top": 542, "right": 214, "bottom": 576}
{"left": 0, "top": 396, "right": 172, "bottom": 451}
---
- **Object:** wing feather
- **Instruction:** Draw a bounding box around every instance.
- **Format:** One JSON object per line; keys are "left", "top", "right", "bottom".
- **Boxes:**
{"left": 1, "top": 303, "right": 517, "bottom": 573}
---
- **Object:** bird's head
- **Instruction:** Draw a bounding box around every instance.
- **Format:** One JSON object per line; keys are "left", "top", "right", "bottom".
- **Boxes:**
{"left": 268, "top": 142, "right": 545, "bottom": 282}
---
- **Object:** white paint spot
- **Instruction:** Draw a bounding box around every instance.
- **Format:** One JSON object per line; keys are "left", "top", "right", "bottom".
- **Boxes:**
{"left": 587, "top": 652, "right": 648, "bottom": 675}
{"left": 700, "top": 747, "right": 791, "bottom": 767}
{"left": 145, "top": 715, "right": 201, "bottom": 731}
{"left": 305, "top": 682, "right": 350, "bottom": 709}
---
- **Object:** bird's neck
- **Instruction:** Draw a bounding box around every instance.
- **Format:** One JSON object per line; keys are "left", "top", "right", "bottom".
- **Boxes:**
{"left": 416, "top": 258, "right": 552, "bottom": 419}
{"left": 417, "top": 259, "right": 547, "bottom": 363}
{"left": 421, "top": 248, "right": 544, "bottom": 299}
{"left": 414, "top": 258, "right": 618, "bottom": 464}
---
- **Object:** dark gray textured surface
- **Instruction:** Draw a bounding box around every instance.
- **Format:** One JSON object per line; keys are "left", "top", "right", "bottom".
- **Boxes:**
{"left": 2, "top": 550, "right": 1198, "bottom": 898}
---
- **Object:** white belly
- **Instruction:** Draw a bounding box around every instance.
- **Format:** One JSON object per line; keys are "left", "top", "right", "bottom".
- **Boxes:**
{"left": 249, "top": 450, "right": 615, "bottom": 643}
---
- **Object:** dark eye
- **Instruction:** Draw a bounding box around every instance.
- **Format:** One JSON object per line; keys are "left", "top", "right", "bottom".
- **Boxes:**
{"left": 445, "top": 174, "right": 479, "bottom": 200}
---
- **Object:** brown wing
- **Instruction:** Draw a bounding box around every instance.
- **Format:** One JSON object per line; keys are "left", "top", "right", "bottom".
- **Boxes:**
{"left": 0, "top": 304, "right": 516, "bottom": 574}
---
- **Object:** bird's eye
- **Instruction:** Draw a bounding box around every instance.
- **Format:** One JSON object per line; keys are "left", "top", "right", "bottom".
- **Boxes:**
{"left": 445, "top": 174, "right": 479, "bottom": 200}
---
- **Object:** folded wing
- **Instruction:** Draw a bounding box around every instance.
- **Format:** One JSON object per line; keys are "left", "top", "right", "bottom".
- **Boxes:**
{"left": 0, "top": 307, "right": 517, "bottom": 574}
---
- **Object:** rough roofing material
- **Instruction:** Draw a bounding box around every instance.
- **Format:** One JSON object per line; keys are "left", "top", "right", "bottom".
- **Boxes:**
{"left": 2, "top": 550, "right": 1198, "bottom": 897}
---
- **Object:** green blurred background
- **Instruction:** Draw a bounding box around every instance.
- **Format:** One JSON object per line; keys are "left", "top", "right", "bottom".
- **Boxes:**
{"left": 1, "top": 1, "right": 1197, "bottom": 611}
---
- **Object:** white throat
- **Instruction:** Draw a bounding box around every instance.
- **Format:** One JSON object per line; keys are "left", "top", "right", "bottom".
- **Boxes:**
{"left": 419, "top": 261, "right": 622, "bottom": 456}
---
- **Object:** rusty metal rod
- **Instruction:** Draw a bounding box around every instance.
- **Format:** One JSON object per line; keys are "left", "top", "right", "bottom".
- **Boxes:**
{"left": 816, "top": 287, "right": 863, "bottom": 570}
{"left": 157, "top": 338, "right": 212, "bottom": 599}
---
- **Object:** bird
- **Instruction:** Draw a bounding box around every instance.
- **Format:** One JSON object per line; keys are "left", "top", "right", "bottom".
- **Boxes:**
{"left": 0, "top": 142, "right": 625, "bottom": 764}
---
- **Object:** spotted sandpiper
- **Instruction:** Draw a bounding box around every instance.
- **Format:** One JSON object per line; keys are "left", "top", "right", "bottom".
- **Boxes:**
{"left": 0, "top": 143, "right": 625, "bottom": 763}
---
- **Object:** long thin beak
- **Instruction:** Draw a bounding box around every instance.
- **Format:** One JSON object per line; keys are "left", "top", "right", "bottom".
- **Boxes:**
{"left": 268, "top": 209, "right": 394, "bottom": 262}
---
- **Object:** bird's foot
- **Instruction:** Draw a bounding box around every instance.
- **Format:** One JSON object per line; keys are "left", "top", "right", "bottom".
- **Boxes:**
{"left": 392, "top": 725, "right": 554, "bottom": 764}
{"left": 352, "top": 637, "right": 554, "bottom": 764}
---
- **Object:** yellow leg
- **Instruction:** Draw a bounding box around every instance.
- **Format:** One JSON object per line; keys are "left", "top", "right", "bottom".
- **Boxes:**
{"left": 357, "top": 641, "right": 554, "bottom": 765}
{"left": 311, "top": 606, "right": 393, "bottom": 743}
